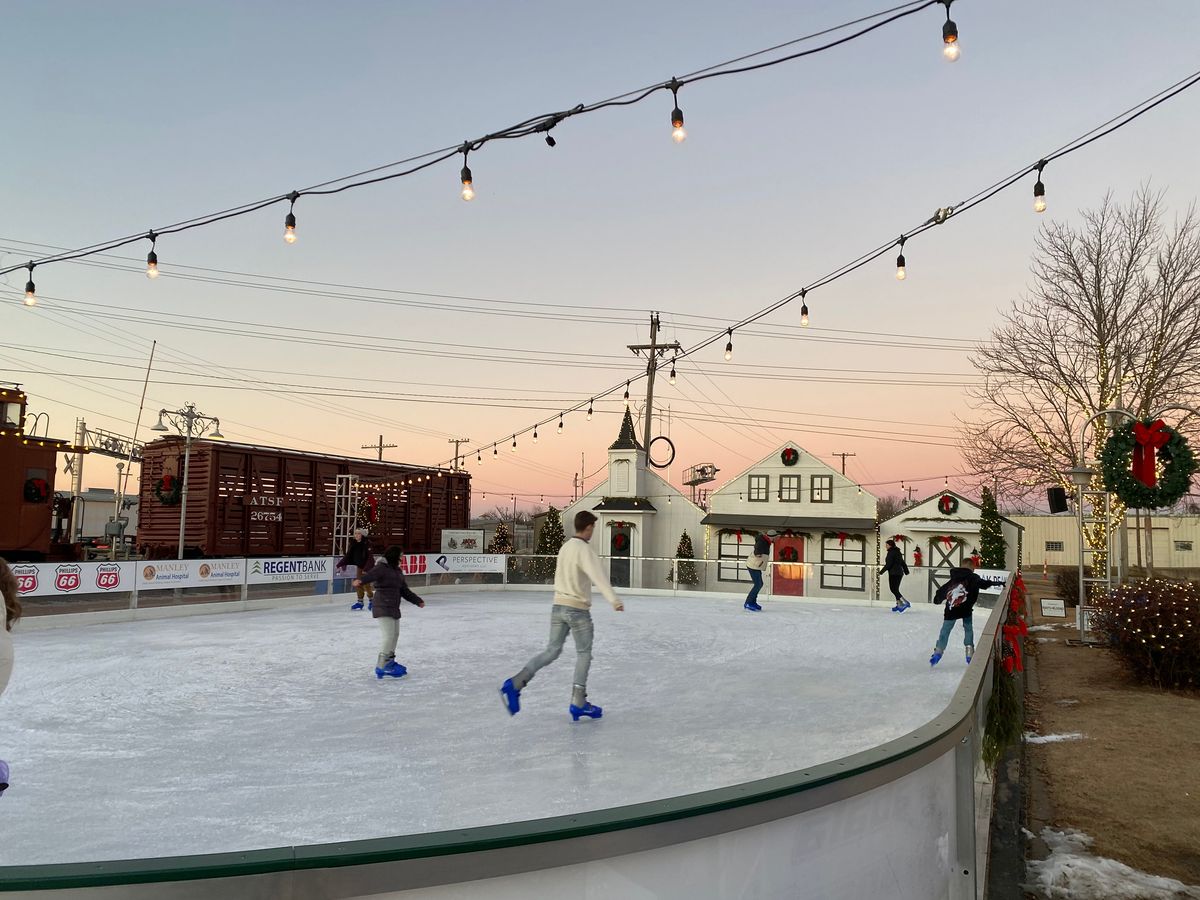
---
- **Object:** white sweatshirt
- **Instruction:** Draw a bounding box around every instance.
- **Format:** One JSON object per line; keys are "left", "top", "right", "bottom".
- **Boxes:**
{"left": 0, "top": 595, "right": 13, "bottom": 697}
{"left": 553, "top": 537, "right": 622, "bottom": 611}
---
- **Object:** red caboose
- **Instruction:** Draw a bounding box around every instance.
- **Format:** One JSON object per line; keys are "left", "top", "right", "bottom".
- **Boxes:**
{"left": 0, "top": 384, "right": 71, "bottom": 560}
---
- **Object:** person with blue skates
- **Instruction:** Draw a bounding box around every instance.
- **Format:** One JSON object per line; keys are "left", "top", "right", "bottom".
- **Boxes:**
{"left": 881, "top": 539, "right": 911, "bottom": 612}
{"left": 353, "top": 545, "right": 425, "bottom": 679}
{"left": 500, "top": 510, "right": 624, "bottom": 721}
{"left": 337, "top": 529, "right": 375, "bottom": 611}
{"left": 929, "top": 556, "right": 984, "bottom": 666}
{"left": 0, "top": 559, "right": 19, "bottom": 797}
{"left": 744, "top": 532, "right": 771, "bottom": 611}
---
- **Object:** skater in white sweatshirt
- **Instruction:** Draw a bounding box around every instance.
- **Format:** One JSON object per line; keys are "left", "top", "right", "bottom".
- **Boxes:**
{"left": 500, "top": 510, "right": 624, "bottom": 721}
{"left": 1, "top": 559, "right": 20, "bottom": 796}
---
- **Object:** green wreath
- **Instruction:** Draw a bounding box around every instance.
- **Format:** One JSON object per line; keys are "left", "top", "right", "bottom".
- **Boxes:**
{"left": 937, "top": 494, "right": 959, "bottom": 515}
{"left": 1099, "top": 419, "right": 1196, "bottom": 509}
{"left": 778, "top": 546, "right": 799, "bottom": 563}
{"left": 154, "top": 474, "right": 181, "bottom": 505}
{"left": 781, "top": 447, "right": 800, "bottom": 467}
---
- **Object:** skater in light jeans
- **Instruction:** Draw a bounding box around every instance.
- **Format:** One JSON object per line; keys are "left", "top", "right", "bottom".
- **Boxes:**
{"left": 744, "top": 533, "right": 771, "bottom": 612}
{"left": 353, "top": 545, "right": 425, "bottom": 679}
{"left": 0, "top": 559, "right": 20, "bottom": 796}
{"left": 930, "top": 557, "right": 984, "bottom": 666}
{"left": 500, "top": 510, "right": 624, "bottom": 721}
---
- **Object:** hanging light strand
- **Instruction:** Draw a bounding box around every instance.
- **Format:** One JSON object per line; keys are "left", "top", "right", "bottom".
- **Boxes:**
{"left": 145, "top": 231, "right": 159, "bottom": 279}
{"left": 284, "top": 191, "right": 298, "bottom": 243}
{"left": 1033, "top": 160, "right": 1047, "bottom": 213}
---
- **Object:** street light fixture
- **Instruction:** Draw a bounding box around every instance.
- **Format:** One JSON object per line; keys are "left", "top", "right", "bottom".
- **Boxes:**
{"left": 151, "top": 403, "right": 222, "bottom": 559}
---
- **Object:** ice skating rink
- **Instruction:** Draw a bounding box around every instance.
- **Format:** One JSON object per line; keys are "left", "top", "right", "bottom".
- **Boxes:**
{"left": 0, "top": 592, "right": 969, "bottom": 866}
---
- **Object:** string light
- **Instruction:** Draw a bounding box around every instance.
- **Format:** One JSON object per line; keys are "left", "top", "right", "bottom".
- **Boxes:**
{"left": 587, "top": 399, "right": 594, "bottom": 421}
{"left": 724, "top": 328, "right": 734, "bottom": 361}
{"left": 477, "top": 449, "right": 482, "bottom": 464}
{"left": 493, "top": 443, "right": 498, "bottom": 458}
{"left": 460, "top": 146, "right": 476, "bottom": 202}
{"left": 895, "top": 236, "right": 907, "bottom": 281}
{"left": 511, "top": 434, "right": 517, "bottom": 452}
{"left": 800, "top": 289, "right": 810, "bottom": 327}
{"left": 533, "top": 426, "right": 539, "bottom": 444}
{"left": 669, "top": 359, "right": 677, "bottom": 385}
{"left": 23, "top": 262, "right": 36, "bottom": 307}
{"left": 1033, "top": 160, "right": 1047, "bottom": 213}
{"left": 668, "top": 78, "right": 687, "bottom": 144}
{"left": 941, "top": 1, "right": 960, "bottom": 61}
{"left": 557, "top": 413, "right": 564, "bottom": 435}
{"left": 624, "top": 383, "right": 630, "bottom": 407}
{"left": 284, "top": 191, "right": 298, "bottom": 243}
{"left": 145, "top": 232, "right": 159, "bottom": 279}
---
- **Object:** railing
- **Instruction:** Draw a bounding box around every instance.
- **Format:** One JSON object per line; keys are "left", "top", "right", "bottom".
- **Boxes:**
{"left": 1, "top": 560, "right": 1013, "bottom": 898}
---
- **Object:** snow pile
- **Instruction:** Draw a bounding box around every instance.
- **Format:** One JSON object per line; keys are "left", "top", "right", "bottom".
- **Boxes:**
{"left": 1030, "top": 624, "right": 1070, "bottom": 632}
{"left": 1025, "top": 732, "right": 1085, "bottom": 744}
{"left": 1026, "top": 828, "right": 1200, "bottom": 899}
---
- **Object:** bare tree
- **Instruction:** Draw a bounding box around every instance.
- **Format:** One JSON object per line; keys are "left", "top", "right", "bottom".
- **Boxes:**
{"left": 876, "top": 495, "right": 904, "bottom": 521}
{"left": 962, "top": 187, "right": 1200, "bottom": 504}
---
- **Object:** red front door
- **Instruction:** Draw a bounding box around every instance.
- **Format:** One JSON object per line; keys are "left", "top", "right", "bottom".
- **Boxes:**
{"left": 773, "top": 537, "right": 806, "bottom": 597}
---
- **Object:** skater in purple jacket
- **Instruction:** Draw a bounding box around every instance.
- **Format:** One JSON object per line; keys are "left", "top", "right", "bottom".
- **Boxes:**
{"left": 353, "top": 546, "right": 425, "bottom": 679}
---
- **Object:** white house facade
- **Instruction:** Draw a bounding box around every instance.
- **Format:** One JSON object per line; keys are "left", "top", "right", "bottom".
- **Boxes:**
{"left": 562, "top": 410, "right": 706, "bottom": 590}
{"left": 701, "top": 442, "right": 880, "bottom": 600}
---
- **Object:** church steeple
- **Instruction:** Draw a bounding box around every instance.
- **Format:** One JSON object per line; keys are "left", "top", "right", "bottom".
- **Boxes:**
{"left": 609, "top": 407, "right": 642, "bottom": 451}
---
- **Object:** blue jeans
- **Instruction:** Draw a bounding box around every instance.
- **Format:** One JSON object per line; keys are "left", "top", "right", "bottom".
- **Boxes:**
{"left": 935, "top": 615, "right": 974, "bottom": 651}
{"left": 746, "top": 568, "right": 764, "bottom": 604}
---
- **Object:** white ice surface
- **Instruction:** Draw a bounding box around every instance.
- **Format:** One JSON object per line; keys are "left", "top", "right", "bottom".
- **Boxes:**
{"left": 1026, "top": 828, "right": 1200, "bottom": 899}
{"left": 0, "top": 592, "right": 965, "bottom": 866}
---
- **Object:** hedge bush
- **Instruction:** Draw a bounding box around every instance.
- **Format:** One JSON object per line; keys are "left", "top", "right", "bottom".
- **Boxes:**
{"left": 1055, "top": 568, "right": 1080, "bottom": 607}
{"left": 1091, "top": 578, "right": 1200, "bottom": 690}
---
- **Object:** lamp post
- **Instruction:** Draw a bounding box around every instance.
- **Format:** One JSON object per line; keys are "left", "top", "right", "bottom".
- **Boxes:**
{"left": 1064, "top": 465, "right": 1095, "bottom": 639}
{"left": 151, "top": 404, "right": 222, "bottom": 559}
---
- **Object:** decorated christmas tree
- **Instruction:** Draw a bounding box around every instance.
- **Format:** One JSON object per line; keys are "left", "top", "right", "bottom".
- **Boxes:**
{"left": 531, "top": 508, "right": 564, "bottom": 581}
{"left": 979, "top": 487, "right": 1007, "bottom": 568}
{"left": 487, "top": 520, "right": 514, "bottom": 554}
{"left": 668, "top": 530, "right": 699, "bottom": 585}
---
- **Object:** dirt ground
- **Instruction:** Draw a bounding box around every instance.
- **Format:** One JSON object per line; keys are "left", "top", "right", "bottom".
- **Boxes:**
{"left": 1022, "top": 578, "right": 1200, "bottom": 885}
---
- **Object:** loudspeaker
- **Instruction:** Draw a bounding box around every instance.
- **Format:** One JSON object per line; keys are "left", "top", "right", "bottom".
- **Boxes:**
{"left": 1047, "top": 486, "right": 1069, "bottom": 514}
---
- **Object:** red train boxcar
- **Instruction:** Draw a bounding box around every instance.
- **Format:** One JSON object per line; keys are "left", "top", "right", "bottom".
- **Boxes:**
{"left": 0, "top": 384, "right": 71, "bottom": 560}
{"left": 137, "top": 437, "right": 470, "bottom": 559}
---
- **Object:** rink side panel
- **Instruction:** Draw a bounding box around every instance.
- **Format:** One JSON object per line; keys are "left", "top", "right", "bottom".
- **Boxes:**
{"left": 0, "top": 578, "right": 1010, "bottom": 900}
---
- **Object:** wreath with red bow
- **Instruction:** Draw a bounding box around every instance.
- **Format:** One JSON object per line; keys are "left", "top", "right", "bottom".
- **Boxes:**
{"left": 937, "top": 494, "right": 959, "bottom": 515}
{"left": 23, "top": 477, "right": 50, "bottom": 504}
{"left": 781, "top": 447, "right": 800, "bottom": 467}
{"left": 154, "top": 473, "right": 181, "bottom": 506}
{"left": 612, "top": 533, "right": 629, "bottom": 552}
{"left": 1100, "top": 418, "right": 1196, "bottom": 509}
{"left": 778, "top": 546, "right": 800, "bottom": 563}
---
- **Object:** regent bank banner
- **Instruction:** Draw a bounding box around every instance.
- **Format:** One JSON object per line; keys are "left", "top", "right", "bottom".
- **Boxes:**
{"left": 399, "top": 553, "right": 506, "bottom": 576}
{"left": 246, "top": 556, "right": 336, "bottom": 585}
{"left": 11, "top": 561, "right": 136, "bottom": 597}
{"left": 138, "top": 559, "right": 246, "bottom": 592}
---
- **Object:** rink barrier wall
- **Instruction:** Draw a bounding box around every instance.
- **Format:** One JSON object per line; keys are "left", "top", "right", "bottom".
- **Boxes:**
{"left": 0, "top": 562, "right": 1010, "bottom": 900}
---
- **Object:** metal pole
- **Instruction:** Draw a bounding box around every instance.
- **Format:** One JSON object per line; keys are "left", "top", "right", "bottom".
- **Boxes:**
{"left": 177, "top": 416, "right": 193, "bottom": 560}
{"left": 641, "top": 313, "right": 659, "bottom": 467}
{"left": 111, "top": 462, "right": 125, "bottom": 561}
{"left": 69, "top": 417, "right": 86, "bottom": 543}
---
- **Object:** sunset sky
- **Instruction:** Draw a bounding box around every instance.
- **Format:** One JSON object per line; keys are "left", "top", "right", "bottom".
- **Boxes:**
{"left": 4, "top": 0, "right": 1200, "bottom": 512}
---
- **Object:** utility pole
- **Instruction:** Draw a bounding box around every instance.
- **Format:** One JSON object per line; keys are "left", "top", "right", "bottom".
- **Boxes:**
{"left": 627, "top": 313, "right": 682, "bottom": 468}
{"left": 363, "top": 435, "right": 397, "bottom": 462}
{"left": 832, "top": 452, "right": 857, "bottom": 475}
{"left": 902, "top": 485, "right": 918, "bottom": 505}
{"left": 447, "top": 437, "right": 471, "bottom": 471}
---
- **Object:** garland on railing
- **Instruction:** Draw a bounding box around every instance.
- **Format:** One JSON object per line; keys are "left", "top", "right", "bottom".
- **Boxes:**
{"left": 982, "top": 573, "right": 1029, "bottom": 767}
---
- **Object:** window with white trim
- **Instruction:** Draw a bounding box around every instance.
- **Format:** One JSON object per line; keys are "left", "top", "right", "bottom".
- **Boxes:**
{"left": 1045, "top": 541, "right": 1064, "bottom": 552}
{"left": 820, "top": 535, "right": 865, "bottom": 591}
{"left": 810, "top": 474, "right": 833, "bottom": 503}
{"left": 717, "top": 530, "right": 753, "bottom": 582}
{"left": 748, "top": 474, "right": 769, "bottom": 502}
{"left": 780, "top": 474, "right": 802, "bottom": 502}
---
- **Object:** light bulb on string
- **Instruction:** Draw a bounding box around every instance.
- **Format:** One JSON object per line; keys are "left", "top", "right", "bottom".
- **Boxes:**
{"left": 511, "top": 434, "right": 517, "bottom": 453}
{"left": 587, "top": 399, "right": 594, "bottom": 421}
{"left": 493, "top": 444, "right": 498, "bottom": 459}
{"left": 533, "top": 427, "right": 539, "bottom": 444}
{"left": 941, "top": 1, "right": 960, "bottom": 61}
{"left": 284, "top": 191, "right": 299, "bottom": 243}
{"left": 477, "top": 449, "right": 483, "bottom": 464}
{"left": 23, "top": 262, "right": 36, "bottom": 307}
{"left": 800, "top": 289, "right": 810, "bottom": 327}
{"left": 669, "top": 359, "right": 677, "bottom": 385}
{"left": 145, "top": 231, "right": 159, "bottom": 279}
{"left": 895, "top": 236, "right": 907, "bottom": 281}
{"left": 557, "top": 413, "right": 564, "bottom": 435}
{"left": 724, "top": 328, "right": 734, "bottom": 361}
{"left": 668, "top": 78, "right": 687, "bottom": 143}
{"left": 1033, "top": 160, "right": 1047, "bottom": 213}
{"left": 624, "top": 383, "right": 630, "bottom": 407}
{"left": 459, "top": 145, "right": 475, "bottom": 201}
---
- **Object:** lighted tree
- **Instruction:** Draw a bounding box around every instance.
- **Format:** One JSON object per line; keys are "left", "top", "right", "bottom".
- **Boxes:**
{"left": 979, "top": 487, "right": 1007, "bottom": 568}
{"left": 530, "top": 507, "right": 564, "bottom": 581}
{"left": 487, "top": 521, "right": 514, "bottom": 554}
{"left": 668, "top": 530, "right": 699, "bottom": 586}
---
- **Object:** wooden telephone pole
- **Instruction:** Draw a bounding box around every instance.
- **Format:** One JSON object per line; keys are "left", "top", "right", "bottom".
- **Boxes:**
{"left": 362, "top": 435, "right": 397, "bottom": 461}
{"left": 447, "top": 437, "right": 471, "bottom": 471}
{"left": 832, "top": 451, "right": 857, "bottom": 475}
{"left": 627, "top": 313, "right": 682, "bottom": 468}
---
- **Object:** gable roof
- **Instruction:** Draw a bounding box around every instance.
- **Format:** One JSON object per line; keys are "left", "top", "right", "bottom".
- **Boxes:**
{"left": 714, "top": 440, "right": 876, "bottom": 499}
{"left": 609, "top": 408, "right": 643, "bottom": 451}
{"left": 893, "top": 489, "right": 1024, "bottom": 530}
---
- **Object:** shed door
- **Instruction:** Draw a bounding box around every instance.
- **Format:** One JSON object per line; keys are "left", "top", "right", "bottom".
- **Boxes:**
{"left": 773, "top": 537, "right": 805, "bottom": 597}
{"left": 609, "top": 524, "right": 632, "bottom": 588}
{"left": 928, "top": 536, "right": 965, "bottom": 602}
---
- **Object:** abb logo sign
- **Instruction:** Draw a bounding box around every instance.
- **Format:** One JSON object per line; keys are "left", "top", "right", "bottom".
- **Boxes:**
{"left": 399, "top": 555, "right": 427, "bottom": 576}
{"left": 13, "top": 565, "right": 38, "bottom": 595}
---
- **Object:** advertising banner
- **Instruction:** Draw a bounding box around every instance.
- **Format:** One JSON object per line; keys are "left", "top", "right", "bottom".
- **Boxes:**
{"left": 137, "top": 559, "right": 246, "bottom": 592}
{"left": 976, "top": 569, "right": 1010, "bottom": 594}
{"left": 246, "top": 556, "right": 336, "bottom": 585}
{"left": 440, "top": 529, "right": 486, "bottom": 554}
{"left": 399, "top": 553, "right": 506, "bottom": 576}
{"left": 11, "top": 561, "right": 136, "bottom": 597}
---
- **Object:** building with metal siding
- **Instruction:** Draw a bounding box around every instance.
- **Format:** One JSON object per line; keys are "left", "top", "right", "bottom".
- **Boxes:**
{"left": 1014, "top": 513, "right": 1200, "bottom": 571}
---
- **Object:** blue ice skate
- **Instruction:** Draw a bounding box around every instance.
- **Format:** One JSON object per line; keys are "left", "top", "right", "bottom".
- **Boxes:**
{"left": 965, "top": 644, "right": 974, "bottom": 664}
{"left": 569, "top": 702, "right": 603, "bottom": 721}
{"left": 368, "top": 600, "right": 373, "bottom": 612}
{"left": 744, "top": 601, "right": 762, "bottom": 612}
{"left": 929, "top": 649, "right": 943, "bottom": 667}
{"left": 894, "top": 599, "right": 911, "bottom": 613}
{"left": 375, "top": 661, "right": 407, "bottom": 680}
{"left": 500, "top": 678, "right": 521, "bottom": 716}
{"left": 351, "top": 600, "right": 364, "bottom": 611}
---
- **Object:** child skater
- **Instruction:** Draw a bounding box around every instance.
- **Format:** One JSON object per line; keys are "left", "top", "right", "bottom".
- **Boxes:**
{"left": 882, "top": 539, "right": 911, "bottom": 612}
{"left": 930, "top": 556, "right": 984, "bottom": 666}
{"left": 744, "top": 532, "right": 772, "bottom": 612}
{"left": 500, "top": 511, "right": 624, "bottom": 721}
{"left": 338, "top": 529, "right": 375, "bottom": 611}
{"left": 352, "top": 545, "right": 425, "bottom": 679}
{"left": 1, "top": 559, "right": 20, "bottom": 796}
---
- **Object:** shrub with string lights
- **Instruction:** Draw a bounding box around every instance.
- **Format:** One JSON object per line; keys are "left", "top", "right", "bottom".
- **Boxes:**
{"left": 1092, "top": 579, "right": 1200, "bottom": 690}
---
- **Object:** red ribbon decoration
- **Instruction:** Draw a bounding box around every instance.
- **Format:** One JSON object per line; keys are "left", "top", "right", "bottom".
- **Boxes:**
{"left": 837, "top": 531, "right": 848, "bottom": 547}
{"left": 913, "top": 547, "right": 923, "bottom": 566}
{"left": 736, "top": 530, "right": 743, "bottom": 544}
{"left": 941, "top": 535, "right": 953, "bottom": 549}
{"left": 1002, "top": 623, "right": 1025, "bottom": 673}
{"left": 1132, "top": 419, "right": 1170, "bottom": 487}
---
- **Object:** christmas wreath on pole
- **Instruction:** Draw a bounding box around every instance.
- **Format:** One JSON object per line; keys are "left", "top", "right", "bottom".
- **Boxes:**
{"left": 1100, "top": 418, "right": 1196, "bottom": 509}
{"left": 154, "top": 473, "right": 181, "bottom": 505}
{"left": 780, "top": 447, "right": 800, "bottom": 467}
{"left": 937, "top": 494, "right": 959, "bottom": 515}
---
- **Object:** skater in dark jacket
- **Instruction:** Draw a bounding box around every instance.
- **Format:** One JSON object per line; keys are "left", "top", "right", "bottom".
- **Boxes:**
{"left": 1, "top": 559, "right": 19, "bottom": 796}
{"left": 881, "top": 539, "right": 911, "bottom": 612}
{"left": 337, "top": 529, "right": 375, "bottom": 610}
{"left": 353, "top": 545, "right": 425, "bottom": 679}
{"left": 744, "top": 532, "right": 772, "bottom": 612}
{"left": 929, "top": 557, "right": 985, "bottom": 666}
